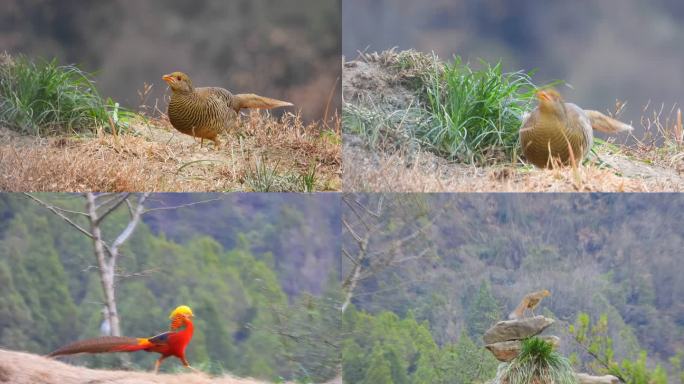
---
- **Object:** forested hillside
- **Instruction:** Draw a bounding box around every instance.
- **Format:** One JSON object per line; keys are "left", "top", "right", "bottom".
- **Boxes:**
{"left": 0, "top": 194, "right": 340, "bottom": 382}
{"left": 341, "top": 194, "right": 684, "bottom": 383}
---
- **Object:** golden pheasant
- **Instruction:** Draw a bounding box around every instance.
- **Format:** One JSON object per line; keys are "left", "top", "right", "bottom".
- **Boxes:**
{"left": 508, "top": 290, "right": 551, "bottom": 320}
{"left": 163, "top": 71, "right": 293, "bottom": 148}
{"left": 48, "top": 305, "right": 195, "bottom": 373}
{"left": 520, "top": 90, "right": 633, "bottom": 168}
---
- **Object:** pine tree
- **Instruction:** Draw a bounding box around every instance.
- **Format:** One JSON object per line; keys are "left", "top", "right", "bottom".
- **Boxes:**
{"left": 363, "top": 345, "right": 393, "bottom": 384}
{"left": 465, "top": 280, "right": 500, "bottom": 342}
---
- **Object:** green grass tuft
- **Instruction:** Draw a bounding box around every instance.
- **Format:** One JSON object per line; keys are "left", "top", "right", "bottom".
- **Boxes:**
{"left": 415, "top": 56, "right": 558, "bottom": 164}
{"left": 245, "top": 156, "right": 314, "bottom": 192}
{"left": 495, "top": 337, "right": 578, "bottom": 384}
{"left": 0, "top": 53, "right": 130, "bottom": 136}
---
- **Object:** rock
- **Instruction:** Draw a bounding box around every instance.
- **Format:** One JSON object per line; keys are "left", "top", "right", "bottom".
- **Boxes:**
{"left": 485, "top": 336, "right": 560, "bottom": 362}
{"left": 483, "top": 316, "right": 554, "bottom": 344}
{"left": 577, "top": 373, "right": 620, "bottom": 384}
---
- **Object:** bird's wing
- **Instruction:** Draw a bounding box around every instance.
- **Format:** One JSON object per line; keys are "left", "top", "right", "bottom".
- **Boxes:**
{"left": 147, "top": 331, "right": 173, "bottom": 346}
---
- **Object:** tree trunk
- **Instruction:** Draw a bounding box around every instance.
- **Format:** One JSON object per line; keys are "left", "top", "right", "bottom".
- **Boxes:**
{"left": 86, "top": 193, "right": 121, "bottom": 337}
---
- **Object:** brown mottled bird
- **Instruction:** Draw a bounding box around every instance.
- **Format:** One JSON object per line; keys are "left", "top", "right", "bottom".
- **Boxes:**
{"left": 520, "top": 90, "right": 633, "bottom": 168}
{"left": 162, "top": 71, "right": 293, "bottom": 147}
{"left": 508, "top": 289, "right": 551, "bottom": 320}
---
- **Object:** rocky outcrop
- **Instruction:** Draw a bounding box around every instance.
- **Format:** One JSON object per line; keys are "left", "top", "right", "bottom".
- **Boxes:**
{"left": 482, "top": 316, "right": 621, "bottom": 384}
{"left": 485, "top": 336, "right": 560, "bottom": 362}
{"left": 483, "top": 316, "right": 554, "bottom": 345}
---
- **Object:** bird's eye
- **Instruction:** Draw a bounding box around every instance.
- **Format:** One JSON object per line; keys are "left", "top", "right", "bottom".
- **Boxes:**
{"left": 176, "top": 76, "right": 181, "bottom": 81}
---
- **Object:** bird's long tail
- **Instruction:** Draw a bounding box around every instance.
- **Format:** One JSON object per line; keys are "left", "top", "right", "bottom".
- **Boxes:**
{"left": 47, "top": 336, "right": 150, "bottom": 357}
{"left": 233, "top": 94, "right": 293, "bottom": 112}
{"left": 585, "top": 110, "right": 634, "bottom": 134}
{"left": 508, "top": 300, "right": 527, "bottom": 320}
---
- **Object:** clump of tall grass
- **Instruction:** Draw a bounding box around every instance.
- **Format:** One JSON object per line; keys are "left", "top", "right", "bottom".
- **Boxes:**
{"left": 494, "top": 337, "right": 578, "bottom": 384}
{"left": 0, "top": 53, "right": 127, "bottom": 136}
{"left": 417, "top": 56, "right": 554, "bottom": 163}
{"left": 387, "top": 52, "right": 559, "bottom": 164}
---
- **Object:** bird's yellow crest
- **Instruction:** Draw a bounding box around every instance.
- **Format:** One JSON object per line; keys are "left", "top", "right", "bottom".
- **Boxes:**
{"left": 169, "top": 305, "right": 193, "bottom": 319}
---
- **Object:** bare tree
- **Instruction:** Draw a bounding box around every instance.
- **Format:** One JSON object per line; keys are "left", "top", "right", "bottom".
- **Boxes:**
{"left": 25, "top": 193, "right": 149, "bottom": 336}
{"left": 24, "top": 193, "right": 221, "bottom": 337}
{"left": 341, "top": 194, "right": 446, "bottom": 313}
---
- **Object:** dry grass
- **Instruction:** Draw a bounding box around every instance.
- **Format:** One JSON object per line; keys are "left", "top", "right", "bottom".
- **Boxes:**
{"left": 0, "top": 349, "right": 294, "bottom": 384}
{"left": 0, "top": 111, "right": 341, "bottom": 192}
{"left": 344, "top": 136, "right": 683, "bottom": 192}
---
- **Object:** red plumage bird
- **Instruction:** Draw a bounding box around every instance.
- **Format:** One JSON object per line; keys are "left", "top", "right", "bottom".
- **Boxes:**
{"left": 47, "top": 305, "right": 196, "bottom": 373}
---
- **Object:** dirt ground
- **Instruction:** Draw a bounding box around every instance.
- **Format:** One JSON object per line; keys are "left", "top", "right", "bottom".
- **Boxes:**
{"left": 0, "top": 111, "right": 341, "bottom": 192}
{"left": 0, "top": 349, "right": 306, "bottom": 384}
{"left": 342, "top": 51, "right": 684, "bottom": 192}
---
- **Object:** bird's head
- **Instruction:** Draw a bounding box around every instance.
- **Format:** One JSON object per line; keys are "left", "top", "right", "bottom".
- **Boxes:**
{"left": 169, "top": 305, "right": 194, "bottom": 329}
{"left": 536, "top": 89, "right": 566, "bottom": 119}
{"left": 162, "top": 71, "right": 193, "bottom": 93}
{"left": 540, "top": 289, "right": 551, "bottom": 297}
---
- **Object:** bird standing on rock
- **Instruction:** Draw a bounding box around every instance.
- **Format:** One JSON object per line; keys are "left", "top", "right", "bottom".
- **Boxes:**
{"left": 48, "top": 305, "right": 196, "bottom": 373}
{"left": 520, "top": 89, "right": 633, "bottom": 168}
{"left": 163, "top": 71, "right": 293, "bottom": 148}
{"left": 508, "top": 290, "right": 551, "bottom": 320}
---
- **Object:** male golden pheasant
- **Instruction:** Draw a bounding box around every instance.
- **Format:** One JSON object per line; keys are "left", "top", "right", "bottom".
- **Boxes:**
{"left": 163, "top": 71, "right": 293, "bottom": 148}
{"left": 48, "top": 305, "right": 195, "bottom": 373}
{"left": 520, "top": 89, "right": 633, "bottom": 168}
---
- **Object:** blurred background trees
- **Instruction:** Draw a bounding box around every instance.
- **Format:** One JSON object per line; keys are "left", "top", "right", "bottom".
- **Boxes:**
{"left": 1, "top": 0, "right": 341, "bottom": 122}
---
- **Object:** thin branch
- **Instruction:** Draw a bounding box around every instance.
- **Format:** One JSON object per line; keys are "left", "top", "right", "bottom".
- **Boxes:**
{"left": 141, "top": 197, "right": 224, "bottom": 214}
{"left": 353, "top": 195, "right": 383, "bottom": 218}
{"left": 342, "top": 195, "right": 372, "bottom": 231}
{"left": 24, "top": 193, "right": 94, "bottom": 239}
{"left": 93, "top": 193, "right": 125, "bottom": 210}
{"left": 51, "top": 205, "right": 90, "bottom": 217}
{"left": 342, "top": 247, "right": 358, "bottom": 265}
{"left": 110, "top": 193, "right": 150, "bottom": 259}
{"left": 94, "top": 193, "right": 131, "bottom": 224}
{"left": 342, "top": 218, "right": 364, "bottom": 245}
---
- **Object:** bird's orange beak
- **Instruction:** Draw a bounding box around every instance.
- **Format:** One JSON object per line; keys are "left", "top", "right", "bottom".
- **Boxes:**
{"left": 162, "top": 74, "right": 174, "bottom": 84}
{"left": 536, "top": 90, "right": 551, "bottom": 102}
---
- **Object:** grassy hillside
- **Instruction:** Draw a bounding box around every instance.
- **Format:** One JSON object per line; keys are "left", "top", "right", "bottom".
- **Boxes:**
{"left": 0, "top": 54, "right": 341, "bottom": 192}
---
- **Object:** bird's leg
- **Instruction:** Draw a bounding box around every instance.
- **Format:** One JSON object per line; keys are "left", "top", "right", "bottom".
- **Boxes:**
{"left": 200, "top": 138, "right": 204, "bottom": 148}
{"left": 182, "top": 357, "right": 201, "bottom": 373}
{"left": 153, "top": 356, "right": 167, "bottom": 374}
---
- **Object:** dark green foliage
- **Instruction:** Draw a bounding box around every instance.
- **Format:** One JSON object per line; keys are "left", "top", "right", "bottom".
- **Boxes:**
{"left": 342, "top": 307, "right": 498, "bottom": 384}
{"left": 465, "top": 280, "right": 501, "bottom": 341}
{"left": 273, "top": 276, "right": 343, "bottom": 382}
{"left": 569, "top": 312, "right": 673, "bottom": 384}
{"left": 0, "top": 54, "right": 128, "bottom": 136}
